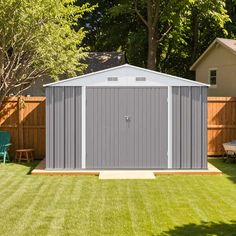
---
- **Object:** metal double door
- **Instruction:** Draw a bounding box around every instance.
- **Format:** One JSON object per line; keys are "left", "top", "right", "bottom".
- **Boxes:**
{"left": 86, "top": 87, "right": 168, "bottom": 169}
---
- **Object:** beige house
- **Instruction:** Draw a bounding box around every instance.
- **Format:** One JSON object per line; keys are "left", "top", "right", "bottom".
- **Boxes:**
{"left": 190, "top": 38, "right": 236, "bottom": 96}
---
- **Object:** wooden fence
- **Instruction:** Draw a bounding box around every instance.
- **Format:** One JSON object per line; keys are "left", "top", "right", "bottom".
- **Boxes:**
{"left": 0, "top": 96, "right": 45, "bottom": 159}
{"left": 0, "top": 96, "right": 235, "bottom": 159}
{"left": 208, "top": 97, "right": 236, "bottom": 156}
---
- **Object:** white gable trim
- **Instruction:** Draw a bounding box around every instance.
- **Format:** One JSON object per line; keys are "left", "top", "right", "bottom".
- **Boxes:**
{"left": 44, "top": 64, "right": 209, "bottom": 87}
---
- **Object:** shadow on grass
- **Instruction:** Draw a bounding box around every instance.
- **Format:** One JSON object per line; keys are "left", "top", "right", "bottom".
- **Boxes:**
{"left": 161, "top": 221, "right": 236, "bottom": 236}
{"left": 13, "top": 161, "right": 40, "bottom": 175}
{"left": 208, "top": 158, "right": 236, "bottom": 184}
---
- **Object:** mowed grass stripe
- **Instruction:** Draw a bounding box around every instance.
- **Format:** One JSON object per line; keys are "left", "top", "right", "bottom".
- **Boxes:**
{"left": 0, "top": 177, "right": 33, "bottom": 211}
{"left": 127, "top": 181, "right": 154, "bottom": 236}
{"left": 62, "top": 177, "right": 88, "bottom": 235}
{"left": 1, "top": 177, "right": 55, "bottom": 236}
{"left": 33, "top": 178, "right": 71, "bottom": 236}
{"left": 9, "top": 180, "right": 52, "bottom": 235}
{"left": 0, "top": 159, "right": 236, "bottom": 235}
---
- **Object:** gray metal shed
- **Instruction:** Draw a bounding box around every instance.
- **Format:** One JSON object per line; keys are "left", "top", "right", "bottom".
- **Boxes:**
{"left": 44, "top": 64, "right": 208, "bottom": 170}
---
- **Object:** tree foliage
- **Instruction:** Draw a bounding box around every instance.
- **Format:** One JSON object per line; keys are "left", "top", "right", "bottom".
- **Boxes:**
{"left": 78, "top": 0, "right": 232, "bottom": 79}
{"left": 159, "top": 0, "right": 230, "bottom": 78}
{"left": 0, "top": 0, "right": 95, "bottom": 102}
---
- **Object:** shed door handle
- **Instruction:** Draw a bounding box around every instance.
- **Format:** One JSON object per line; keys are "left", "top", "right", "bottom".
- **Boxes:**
{"left": 124, "top": 116, "right": 131, "bottom": 121}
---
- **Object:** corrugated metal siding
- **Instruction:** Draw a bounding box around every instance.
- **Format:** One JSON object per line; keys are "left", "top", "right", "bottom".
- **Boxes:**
{"left": 86, "top": 88, "right": 120, "bottom": 168}
{"left": 172, "top": 87, "right": 181, "bottom": 168}
{"left": 45, "top": 86, "right": 82, "bottom": 169}
{"left": 86, "top": 87, "right": 168, "bottom": 169}
{"left": 65, "top": 87, "right": 75, "bottom": 168}
{"left": 172, "top": 86, "right": 208, "bottom": 169}
{"left": 75, "top": 87, "right": 82, "bottom": 168}
{"left": 54, "top": 87, "right": 65, "bottom": 168}
{"left": 46, "top": 85, "right": 207, "bottom": 170}
{"left": 181, "top": 87, "right": 191, "bottom": 168}
{"left": 191, "top": 87, "right": 202, "bottom": 168}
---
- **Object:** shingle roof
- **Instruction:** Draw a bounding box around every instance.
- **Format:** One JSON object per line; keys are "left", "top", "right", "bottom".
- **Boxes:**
{"left": 190, "top": 38, "right": 236, "bottom": 70}
{"left": 83, "top": 52, "right": 126, "bottom": 74}
{"left": 217, "top": 38, "right": 236, "bottom": 51}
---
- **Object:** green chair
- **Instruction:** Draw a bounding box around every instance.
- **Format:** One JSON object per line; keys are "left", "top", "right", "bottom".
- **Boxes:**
{"left": 0, "top": 131, "right": 11, "bottom": 163}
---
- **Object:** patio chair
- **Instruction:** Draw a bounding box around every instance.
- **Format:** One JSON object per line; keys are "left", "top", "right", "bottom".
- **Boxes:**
{"left": 0, "top": 131, "right": 11, "bottom": 163}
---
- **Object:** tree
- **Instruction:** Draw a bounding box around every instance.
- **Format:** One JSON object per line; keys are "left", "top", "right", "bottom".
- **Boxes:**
{"left": 76, "top": 0, "right": 134, "bottom": 54}
{"left": 110, "top": 0, "right": 190, "bottom": 70}
{"left": 226, "top": 0, "right": 236, "bottom": 23}
{"left": 77, "top": 0, "right": 231, "bottom": 78}
{"left": 159, "top": 0, "right": 230, "bottom": 78}
{"left": 0, "top": 0, "right": 95, "bottom": 105}
{"left": 91, "top": 0, "right": 230, "bottom": 74}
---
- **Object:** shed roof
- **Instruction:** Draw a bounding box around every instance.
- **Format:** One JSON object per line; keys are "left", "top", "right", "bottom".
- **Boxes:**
{"left": 44, "top": 64, "right": 209, "bottom": 87}
{"left": 190, "top": 38, "right": 236, "bottom": 70}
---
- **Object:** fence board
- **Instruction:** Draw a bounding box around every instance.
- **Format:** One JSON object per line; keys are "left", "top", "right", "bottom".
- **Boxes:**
{"left": 208, "top": 97, "right": 236, "bottom": 156}
{"left": 0, "top": 96, "right": 45, "bottom": 159}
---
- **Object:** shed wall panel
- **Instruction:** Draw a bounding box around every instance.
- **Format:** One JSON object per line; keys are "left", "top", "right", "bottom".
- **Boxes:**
{"left": 172, "top": 86, "right": 208, "bottom": 169}
{"left": 172, "top": 87, "right": 181, "bottom": 168}
{"left": 181, "top": 87, "right": 191, "bottom": 168}
{"left": 65, "top": 87, "right": 75, "bottom": 168}
{"left": 45, "top": 86, "right": 82, "bottom": 169}
{"left": 159, "top": 88, "right": 168, "bottom": 168}
{"left": 54, "top": 87, "right": 65, "bottom": 168}
{"left": 75, "top": 87, "right": 82, "bottom": 168}
{"left": 191, "top": 87, "right": 202, "bottom": 168}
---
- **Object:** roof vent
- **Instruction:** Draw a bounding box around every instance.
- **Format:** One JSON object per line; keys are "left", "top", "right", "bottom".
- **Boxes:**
{"left": 107, "top": 77, "right": 118, "bottom": 81}
{"left": 136, "top": 77, "right": 146, "bottom": 81}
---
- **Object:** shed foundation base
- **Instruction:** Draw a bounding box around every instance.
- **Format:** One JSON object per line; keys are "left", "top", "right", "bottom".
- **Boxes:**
{"left": 31, "top": 160, "right": 222, "bottom": 176}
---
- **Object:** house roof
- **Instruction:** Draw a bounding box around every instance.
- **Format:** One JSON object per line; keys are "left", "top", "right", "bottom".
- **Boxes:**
{"left": 190, "top": 38, "right": 236, "bottom": 70}
{"left": 44, "top": 64, "right": 209, "bottom": 87}
{"left": 82, "top": 52, "right": 126, "bottom": 74}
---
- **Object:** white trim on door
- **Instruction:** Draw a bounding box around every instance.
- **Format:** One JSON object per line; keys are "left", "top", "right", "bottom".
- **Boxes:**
{"left": 168, "top": 86, "right": 172, "bottom": 168}
{"left": 81, "top": 86, "right": 86, "bottom": 168}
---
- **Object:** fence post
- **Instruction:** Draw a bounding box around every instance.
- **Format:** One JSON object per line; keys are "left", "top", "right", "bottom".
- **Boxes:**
{"left": 18, "top": 96, "right": 24, "bottom": 149}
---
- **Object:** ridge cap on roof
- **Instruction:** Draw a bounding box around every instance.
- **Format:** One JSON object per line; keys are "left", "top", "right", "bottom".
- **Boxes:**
{"left": 217, "top": 37, "right": 236, "bottom": 41}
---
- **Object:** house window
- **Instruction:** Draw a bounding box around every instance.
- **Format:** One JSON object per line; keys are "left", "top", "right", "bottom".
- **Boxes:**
{"left": 209, "top": 69, "right": 217, "bottom": 87}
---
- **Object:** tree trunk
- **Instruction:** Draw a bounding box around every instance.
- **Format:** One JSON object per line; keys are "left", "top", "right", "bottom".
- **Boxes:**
{"left": 191, "top": 10, "right": 199, "bottom": 63}
{"left": 0, "top": 92, "right": 7, "bottom": 108}
{"left": 226, "top": 0, "right": 236, "bottom": 22}
{"left": 147, "top": 27, "right": 157, "bottom": 70}
{"left": 134, "top": 0, "right": 160, "bottom": 71}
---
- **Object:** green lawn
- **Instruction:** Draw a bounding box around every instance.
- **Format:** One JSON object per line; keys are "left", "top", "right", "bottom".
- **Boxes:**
{"left": 1, "top": 159, "right": 236, "bottom": 236}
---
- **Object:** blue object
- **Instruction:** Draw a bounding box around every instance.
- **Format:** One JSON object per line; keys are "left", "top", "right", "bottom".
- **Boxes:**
{"left": 0, "top": 131, "right": 11, "bottom": 163}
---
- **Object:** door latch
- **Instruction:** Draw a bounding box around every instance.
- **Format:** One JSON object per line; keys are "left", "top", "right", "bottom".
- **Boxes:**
{"left": 124, "top": 115, "right": 131, "bottom": 122}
